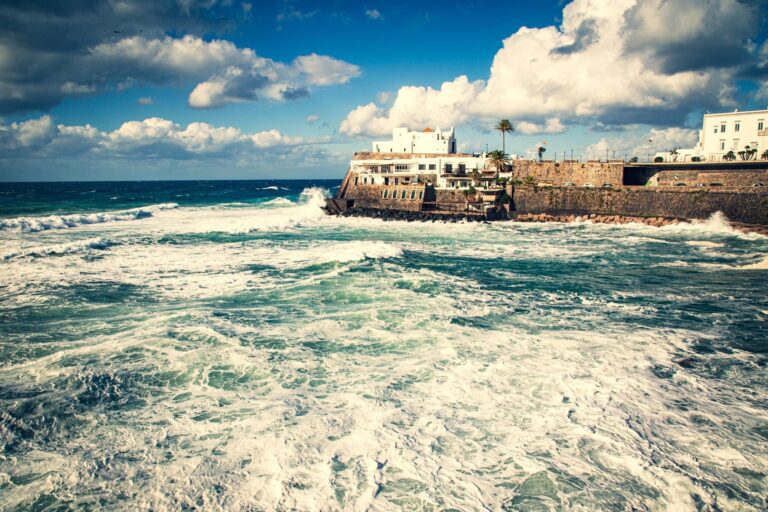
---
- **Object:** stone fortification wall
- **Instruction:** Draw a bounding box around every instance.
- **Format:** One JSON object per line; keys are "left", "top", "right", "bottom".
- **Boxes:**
{"left": 340, "top": 176, "right": 427, "bottom": 212}
{"left": 434, "top": 189, "right": 467, "bottom": 204}
{"left": 649, "top": 170, "right": 768, "bottom": 187}
{"left": 512, "top": 160, "right": 624, "bottom": 187}
{"left": 624, "top": 161, "right": 768, "bottom": 186}
{"left": 512, "top": 186, "right": 768, "bottom": 226}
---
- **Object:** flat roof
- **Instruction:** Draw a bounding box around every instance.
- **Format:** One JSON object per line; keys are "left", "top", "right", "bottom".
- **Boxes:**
{"left": 703, "top": 109, "right": 768, "bottom": 117}
{"left": 352, "top": 152, "right": 476, "bottom": 160}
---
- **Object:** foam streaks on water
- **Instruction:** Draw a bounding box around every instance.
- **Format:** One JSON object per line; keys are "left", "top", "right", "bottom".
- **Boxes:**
{"left": 1, "top": 184, "right": 767, "bottom": 511}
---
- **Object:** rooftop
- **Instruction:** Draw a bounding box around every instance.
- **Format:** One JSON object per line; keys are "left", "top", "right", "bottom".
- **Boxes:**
{"left": 353, "top": 152, "right": 476, "bottom": 160}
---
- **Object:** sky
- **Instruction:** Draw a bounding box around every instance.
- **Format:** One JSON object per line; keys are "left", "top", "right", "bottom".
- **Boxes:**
{"left": 0, "top": 0, "right": 767, "bottom": 181}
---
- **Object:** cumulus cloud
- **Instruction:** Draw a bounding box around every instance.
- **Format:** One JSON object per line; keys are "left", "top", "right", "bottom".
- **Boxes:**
{"left": 340, "top": 75, "right": 484, "bottom": 136}
{"left": 623, "top": 0, "right": 760, "bottom": 74}
{"left": 516, "top": 118, "right": 566, "bottom": 135}
{"left": 583, "top": 127, "right": 699, "bottom": 159}
{"left": 340, "top": 0, "right": 765, "bottom": 137}
{"left": 0, "top": 3, "right": 360, "bottom": 113}
{"left": 0, "top": 116, "right": 330, "bottom": 160}
{"left": 305, "top": 114, "right": 320, "bottom": 124}
{"left": 365, "top": 9, "right": 383, "bottom": 20}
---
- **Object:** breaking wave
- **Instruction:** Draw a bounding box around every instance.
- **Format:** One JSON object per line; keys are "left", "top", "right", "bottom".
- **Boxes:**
{"left": 0, "top": 203, "right": 178, "bottom": 233}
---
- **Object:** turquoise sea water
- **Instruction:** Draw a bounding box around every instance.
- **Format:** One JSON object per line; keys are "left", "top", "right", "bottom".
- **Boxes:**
{"left": 1, "top": 180, "right": 767, "bottom": 511}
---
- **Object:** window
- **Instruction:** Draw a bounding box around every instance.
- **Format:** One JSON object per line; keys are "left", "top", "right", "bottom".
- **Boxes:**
{"left": 735, "top": 122, "right": 740, "bottom": 132}
{"left": 458, "top": 164, "right": 466, "bottom": 173}
{"left": 428, "top": 164, "right": 436, "bottom": 171}
{"left": 419, "top": 191, "right": 424, "bottom": 200}
{"left": 363, "top": 177, "right": 367, "bottom": 184}
{"left": 714, "top": 127, "right": 718, "bottom": 134}
{"left": 395, "top": 164, "right": 409, "bottom": 171}
{"left": 720, "top": 124, "right": 726, "bottom": 133}
{"left": 720, "top": 141, "right": 725, "bottom": 150}
{"left": 382, "top": 190, "right": 388, "bottom": 199}
{"left": 759, "top": 120, "right": 765, "bottom": 131}
{"left": 401, "top": 190, "right": 407, "bottom": 199}
{"left": 380, "top": 165, "right": 389, "bottom": 173}
{"left": 445, "top": 163, "right": 453, "bottom": 173}
{"left": 354, "top": 177, "right": 358, "bottom": 185}
{"left": 418, "top": 164, "right": 426, "bottom": 171}
{"left": 410, "top": 190, "right": 416, "bottom": 200}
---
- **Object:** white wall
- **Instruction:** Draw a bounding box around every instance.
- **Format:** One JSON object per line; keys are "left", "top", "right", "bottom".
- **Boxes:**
{"left": 372, "top": 127, "right": 457, "bottom": 154}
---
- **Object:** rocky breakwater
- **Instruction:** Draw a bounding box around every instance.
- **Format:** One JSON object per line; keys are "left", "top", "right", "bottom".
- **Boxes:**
{"left": 337, "top": 207, "right": 489, "bottom": 223}
{"left": 513, "top": 212, "right": 768, "bottom": 235}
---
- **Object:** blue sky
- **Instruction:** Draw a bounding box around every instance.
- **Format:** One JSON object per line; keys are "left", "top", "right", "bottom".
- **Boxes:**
{"left": 0, "top": 0, "right": 766, "bottom": 181}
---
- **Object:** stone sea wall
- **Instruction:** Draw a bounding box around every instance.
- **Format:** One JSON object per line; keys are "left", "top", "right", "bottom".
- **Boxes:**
{"left": 511, "top": 186, "right": 768, "bottom": 226}
{"left": 341, "top": 175, "right": 427, "bottom": 212}
{"left": 511, "top": 160, "right": 624, "bottom": 187}
{"left": 649, "top": 169, "right": 768, "bottom": 187}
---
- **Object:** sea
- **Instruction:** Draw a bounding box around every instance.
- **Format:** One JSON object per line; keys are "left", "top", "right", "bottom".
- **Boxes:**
{"left": 0, "top": 180, "right": 767, "bottom": 511}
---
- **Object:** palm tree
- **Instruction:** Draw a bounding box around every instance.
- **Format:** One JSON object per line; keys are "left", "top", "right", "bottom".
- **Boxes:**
{"left": 724, "top": 150, "right": 736, "bottom": 161}
{"left": 495, "top": 119, "right": 514, "bottom": 153}
{"left": 762, "top": 149, "right": 768, "bottom": 160}
{"left": 537, "top": 146, "right": 546, "bottom": 162}
{"left": 486, "top": 150, "right": 510, "bottom": 179}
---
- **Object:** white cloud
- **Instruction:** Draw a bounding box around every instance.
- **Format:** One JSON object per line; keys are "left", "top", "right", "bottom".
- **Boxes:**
{"left": 305, "top": 114, "right": 320, "bottom": 124}
{"left": 583, "top": 127, "right": 698, "bottom": 159}
{"left": 137, "top": 96, "right": 154, "bottom": 105}
{"left": 340, "top": 75, "right": 484, "bottom": 136}
{"left": 516, "top": 118, "right": 566, "bottom": 135}
{"left": 0, "top": 33, "right": 360, "bottom": 112}
{"left": 0, "top": 116, "right": 330, "bottom": 159}
{"left": 365, "top": 9, "right": 383, "bottom": 20}
{"left": 11, "top": 115, "right": 57, "bottom": 147}
{"left": 89, "top": 36, "right": 361, "bottom": 109}
{"left": 376, "top": 91, "right": 392, "bottom": 104}
{"left": 340, "top": 0, "right": 761, "bottom": 137}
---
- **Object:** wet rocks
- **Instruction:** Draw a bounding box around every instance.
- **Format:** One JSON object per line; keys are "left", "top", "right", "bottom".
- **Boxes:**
{"left": 338, "top": 207, "right": 487, "bottom": 223}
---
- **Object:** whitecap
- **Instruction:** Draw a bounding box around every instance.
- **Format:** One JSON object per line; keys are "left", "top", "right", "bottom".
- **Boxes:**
{"left": 1, "top": 237, "right": 117, "bottom": 260}
{"left": 685, "top": 241, "right": 725, "bottom": 248}
{"left": 0, "top": 203, "right": 178, "bottom": 233}
{"left": 738, "top": 255, "right": 768, "bottom": 270}
{"left": 261, "top": 197, "right": 294, "bottom": 207}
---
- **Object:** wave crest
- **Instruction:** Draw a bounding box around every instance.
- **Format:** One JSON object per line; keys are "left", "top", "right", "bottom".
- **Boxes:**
{"left": 0, "top": 203, "right": 179, "bottom": 233}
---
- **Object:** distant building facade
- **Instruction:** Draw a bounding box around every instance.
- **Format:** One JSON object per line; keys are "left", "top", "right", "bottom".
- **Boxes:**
{"left": 656, "top": 108, "right": 768, "bottom": 162}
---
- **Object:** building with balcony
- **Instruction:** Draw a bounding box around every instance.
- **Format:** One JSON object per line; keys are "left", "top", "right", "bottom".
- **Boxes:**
{"left": 352, "top": 127, "right": 508, "bottom": 189}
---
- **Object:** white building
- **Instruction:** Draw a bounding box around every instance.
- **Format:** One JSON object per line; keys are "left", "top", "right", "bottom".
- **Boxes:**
{"left": 353, "top": 127, "right": 508, "bottom": 189}
{"left": 700, "top": 108, "right": 767, "bottom": 161}
{"left": 372, "top": 127, "right": 457, "bottom": 154}
{"left": 656, "top": 108, "right": 768, "bottom": 162}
